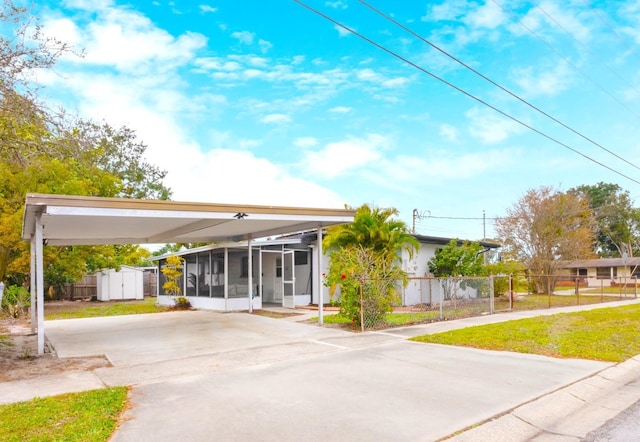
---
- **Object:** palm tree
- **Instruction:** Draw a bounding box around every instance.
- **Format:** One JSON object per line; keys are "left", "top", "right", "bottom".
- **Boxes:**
{"left": 323, "top": 204, "right": 419, "bottom": 263}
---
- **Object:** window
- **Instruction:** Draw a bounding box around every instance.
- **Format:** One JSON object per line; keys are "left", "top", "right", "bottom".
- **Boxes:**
{"left": 596, "top": 267, "right": 612, "bottom": 279}
{"left": 276, "top": 258, "right": 282, "bottom": 278}
{"left": 295, "top": 251, "right": 308, "bottom": 266}
{"left": 241, "top": 256, "right": 255, "bottom": 278}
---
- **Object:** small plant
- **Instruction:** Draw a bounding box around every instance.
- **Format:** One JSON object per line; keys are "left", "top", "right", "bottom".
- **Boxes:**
{"left": 161, "top": 255, "right": 183, "bottom": 297}
{"left": 1, "top": 285, "right": 30, "bottom": 318}
{"left": 173, "top": 296, "right": 191, "bottom": 309}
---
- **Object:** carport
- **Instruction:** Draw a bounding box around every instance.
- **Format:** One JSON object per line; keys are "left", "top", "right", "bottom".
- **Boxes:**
{"left": 21, "top": 193, "right": 355, "bottom": 354}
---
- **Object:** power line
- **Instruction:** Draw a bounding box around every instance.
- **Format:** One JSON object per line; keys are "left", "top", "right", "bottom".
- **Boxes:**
{"left": 358, "top": 0, "right": 640, "bottom": 172}
{"left": 491, "top": 0, "right": 640, "bottom": 123}
{"left": 534, "top": 2, "right": 640, "bottom": 99}
{"left": 581, "top": 0, "right": 637, "bottom": 56}
{"left": 292, "top": 0, "right": 640, "bottom": 186}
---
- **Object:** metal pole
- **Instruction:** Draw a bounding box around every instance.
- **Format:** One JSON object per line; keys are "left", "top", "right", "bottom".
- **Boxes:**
{"left": 509, "top": 274, "right": 514, "bottom": 310}
{"left": 247, "top": 236, "right": 253, "bottom": 313}
{"left": 489, "top": 275, "right": 494, "bottom": 314}
{"left": 439, "top": 278, "right": 443, "bottom": 320}
{"left": 318, "top": 225, "right": 324, "bottom": 325}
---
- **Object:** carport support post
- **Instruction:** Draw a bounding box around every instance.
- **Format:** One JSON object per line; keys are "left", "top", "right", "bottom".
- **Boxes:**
{"left": 248, "top": 236, "right": 253, "bottom": 313}
{"left": 30, "top": 238, "right": 36, "bottom": 334}
{"left": 35, "top": 213, "right": 45, "bottom": 354}
{"left": 317, "top": 225, "right": 323, "bottom": 325}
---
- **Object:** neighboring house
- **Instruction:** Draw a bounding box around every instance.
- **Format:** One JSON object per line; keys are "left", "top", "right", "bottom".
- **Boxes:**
{"left": 152, "top": 233, "right": 500, "bottom": 311}
{"left": 559, "top": 258, "right": 640, "bottom": 287}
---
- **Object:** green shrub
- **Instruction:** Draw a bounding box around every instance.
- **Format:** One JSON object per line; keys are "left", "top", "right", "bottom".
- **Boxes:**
{"left": 173, "top": 296, "right": 191, "bottom": 309}
{"left": 1, "top": 285, "right": 30, "bottom": 318}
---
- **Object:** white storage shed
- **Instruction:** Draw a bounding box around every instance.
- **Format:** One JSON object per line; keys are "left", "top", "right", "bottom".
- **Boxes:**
{"left": 96, "top": 266, "right": 144, "bottom": 301}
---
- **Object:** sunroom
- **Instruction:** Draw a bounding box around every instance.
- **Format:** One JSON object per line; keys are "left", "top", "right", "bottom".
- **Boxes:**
{"left": 154, "top": 236, "right": 317, "bottom": 311}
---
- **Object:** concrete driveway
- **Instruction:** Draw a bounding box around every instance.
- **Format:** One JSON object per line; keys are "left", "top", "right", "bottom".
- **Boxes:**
{"left": 45, "top": 310, "right": 610, "bottom": 441}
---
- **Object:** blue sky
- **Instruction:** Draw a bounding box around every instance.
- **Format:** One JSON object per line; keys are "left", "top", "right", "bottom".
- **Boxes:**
{"left": 30, "top": 0, "right": 640, "bottom": 240}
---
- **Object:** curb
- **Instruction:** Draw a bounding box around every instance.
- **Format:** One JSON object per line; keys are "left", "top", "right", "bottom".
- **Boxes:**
{"left": 447, "top": 356, "right": 640, "bottom": 441}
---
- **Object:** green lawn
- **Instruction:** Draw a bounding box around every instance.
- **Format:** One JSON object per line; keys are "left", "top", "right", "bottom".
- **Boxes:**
{"left": 494, "top": 294, "right": 627, "bottom": 311}
{"left": 0, "top": 387, "right": 128, "bottom": 441}
{"left": 45, "top": 297, "right": 169, "bottom": 320}
{"left": 411, "top": 303, "right": 640, "bottom": 362}
{"left": 312, "top": 311, "right": 441, "bottom": 327}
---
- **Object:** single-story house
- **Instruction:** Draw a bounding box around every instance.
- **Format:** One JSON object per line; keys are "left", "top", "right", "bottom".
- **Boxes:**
{"left": 152, "top": 233, "right": 500, "bottom": 310}
{"left": 559, "top": 258, "right": 640, "bottom": 287}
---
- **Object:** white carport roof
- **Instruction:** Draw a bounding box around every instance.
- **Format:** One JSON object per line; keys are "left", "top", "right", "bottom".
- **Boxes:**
{"left": 22, "top": 193, "right": 354, "bottom": 354}
{"left": 22, "top": 193, "right": 355, "bottom": 245}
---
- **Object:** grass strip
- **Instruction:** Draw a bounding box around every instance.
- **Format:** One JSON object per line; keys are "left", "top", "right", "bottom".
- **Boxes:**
{"left": 0, "top": 387, "right": 128, "bottom": 442}
{"left": 45, "top": 297, "right": 169, "bottom": 320}
{"left": 411, "top": 304, "right": 640, "bottom": 362}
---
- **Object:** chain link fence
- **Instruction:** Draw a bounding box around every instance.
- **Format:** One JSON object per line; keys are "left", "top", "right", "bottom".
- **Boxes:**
{"left": 355, "top": 274, "right": 638, "bottom": 331}
{"left": 359, "top": 276, "right": 495, "bottom": 331}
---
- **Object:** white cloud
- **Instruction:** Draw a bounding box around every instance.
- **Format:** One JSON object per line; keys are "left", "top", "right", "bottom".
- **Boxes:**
{"left": 326, "top": 1, "right": 347, "bottom": 9}
{"left": 258, "top": 39, "right": 273, "bottom": 54}
{"left": 466, "top": 107, "right": 523, "bottom": 144}
{"left": 334, "top": 24, "right": 352, "bottom": 37}
{"left": 382, "top": 148, "right": 516, "bottom": 184}
{"left": 301, "top": 134, "right": 389, "bottom": 179}
{"left": 260, "top": 113, "right": 292, "bottom": 124}
{"left": 382, "top": 77, "right": 410, "bottom": 88}
{"left": 512, "top": 61, "right": 572, "bottom": 98}
{"left": 294, "top": 137, "right": 318, "bottom": 148}
{"left": 439, "top": 124, "right": 458, "bottom": 142}
{"left": 199, "top": 4, "right": 217, "bottom": 14}
{"left": 329, "top": 106, "right": 352, "bottom": 113}
{"left": 231, "top": 30, "right": 254, "bottom": 45}
{"left": 463, "top": 1, "right": 506, "bottom": 29}
{"left": 356, "top": 68, "right": 382, "bottom": 82}
{"left": 44, "top": 6, "right": 207, "bottom": 73}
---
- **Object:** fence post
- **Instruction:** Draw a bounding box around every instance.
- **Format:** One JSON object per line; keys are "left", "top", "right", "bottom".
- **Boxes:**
{"left": 575, "top": 277, "right": 579, "bottom": 305}
{"left": 509, "top": 274, "right": 514, "bottom": 311}
{"left": 635, "top": 276, "right": 638, "bottom": 299}
{"left": 489, "top": 275, "right": 494, "bottom": 314}
{"left": 439, "top": 279, "right": 443, "bottom": 320}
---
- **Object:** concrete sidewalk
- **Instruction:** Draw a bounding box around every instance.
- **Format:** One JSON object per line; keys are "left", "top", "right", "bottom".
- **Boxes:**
{"left": 0, "top": 299, "right": 638, "bottom": 441}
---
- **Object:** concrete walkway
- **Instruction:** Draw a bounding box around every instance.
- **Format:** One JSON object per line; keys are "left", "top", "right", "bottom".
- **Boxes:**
{"left": 0, "top": 299, "right": 639, "bottom": 441}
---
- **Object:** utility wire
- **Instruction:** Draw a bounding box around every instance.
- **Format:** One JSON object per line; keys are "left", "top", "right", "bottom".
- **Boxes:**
{"left": 491, "top": 0, "right": 640, "bottom": 123}
{"left": 581, "top": 0, "right": 637, "bottom": 55}
{"left": 358, "top": 0, "right": 640, "bottom": 172}
{"left": 534, "top": 1, "right": 640, "bottom": 99}
{"left": 292, "top": 0, "right": 640, "bottom": 186}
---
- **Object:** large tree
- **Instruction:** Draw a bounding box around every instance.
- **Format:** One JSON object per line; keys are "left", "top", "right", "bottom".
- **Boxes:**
{"left": 0, "top": 1, "right": 171, "bottom": 289}
{"left": 323, "top": 204, "right": 418, "bottom": 325}
{"left": 569, "top": 182, "right": 640, "bottom": 258}
{"left": 495, "top": 186, "right": 596, "bottom": 294}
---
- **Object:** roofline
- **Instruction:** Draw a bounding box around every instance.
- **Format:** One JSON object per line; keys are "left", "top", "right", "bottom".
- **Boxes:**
{"left": 413, "top": 234, "right": 500, "bottom": 249}
{"left": 149, "top": 237, "right": 304, "bottom": 261}
{"left": 24, "top": 193, "right": 354, "bottom": 218}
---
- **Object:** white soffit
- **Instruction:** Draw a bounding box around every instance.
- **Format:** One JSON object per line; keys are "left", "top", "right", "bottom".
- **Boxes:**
{"left": 22, "top": 194, "right": 355, "bottom": 246}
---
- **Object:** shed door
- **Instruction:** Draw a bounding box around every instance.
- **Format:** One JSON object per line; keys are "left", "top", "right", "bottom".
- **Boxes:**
{"left": 109, "top": 272, "right": 124, "bottom": 300}
{"left": 282, "top": 250, "right": 295, "bottom": 308}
